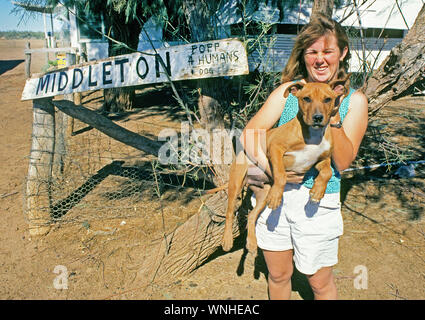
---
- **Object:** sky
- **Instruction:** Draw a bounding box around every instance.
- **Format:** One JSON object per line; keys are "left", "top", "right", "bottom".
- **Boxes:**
{"left": 0, "top": 0, "right": 45, "bottom": 32}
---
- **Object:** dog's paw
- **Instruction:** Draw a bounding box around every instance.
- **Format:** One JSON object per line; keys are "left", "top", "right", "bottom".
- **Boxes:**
{"left": 310, "top": 197, "right": 320, "bottom": 203}
{"left": 266, "top": 187, "right": 283, "bottom": 210}
{"left": 246, "top": 236, "right": 258, "bottom": 255}
{"left": 221, "top": 233, "right": 234, "bottom": 252}
{"left": 309, "top": 186, "right": 325, "bottom": 202}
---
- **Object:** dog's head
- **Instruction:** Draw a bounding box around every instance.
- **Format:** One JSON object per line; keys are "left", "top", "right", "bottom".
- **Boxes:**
{"left": 283, "top": 75, "right": 350, "bottom": 129}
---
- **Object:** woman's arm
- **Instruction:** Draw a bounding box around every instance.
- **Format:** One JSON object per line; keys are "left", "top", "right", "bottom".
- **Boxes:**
{"left": 330, "top": 90, "right": 369, "bottom": 171}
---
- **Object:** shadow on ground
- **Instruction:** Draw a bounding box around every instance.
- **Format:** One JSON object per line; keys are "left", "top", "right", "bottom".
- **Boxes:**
{"left": 0, "top": 59, "right": 24, "bottom": 75}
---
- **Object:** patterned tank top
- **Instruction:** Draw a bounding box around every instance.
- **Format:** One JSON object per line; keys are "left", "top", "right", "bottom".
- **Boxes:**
{"left": 278, "top": 83, "right": 355, "bottom": 194}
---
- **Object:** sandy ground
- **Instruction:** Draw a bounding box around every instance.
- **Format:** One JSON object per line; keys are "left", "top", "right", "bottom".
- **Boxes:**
{"left": 0, "top": 39, "right": 424, "bottom": 300}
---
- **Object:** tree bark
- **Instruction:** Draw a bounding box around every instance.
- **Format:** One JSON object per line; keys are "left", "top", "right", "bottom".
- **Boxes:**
{"left": 363, "top": 4, "right": 425, "bottom": 116}
{"left": 102, "top": 12, "right": 143, "bottom": 112}
{"left": 311, "top": 0, "right": 334, "bottom": 19}
{"left": 134, "top": 191, "right": 242, "bottom": 284}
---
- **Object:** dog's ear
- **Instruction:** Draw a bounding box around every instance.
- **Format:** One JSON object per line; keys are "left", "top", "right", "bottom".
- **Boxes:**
{"left": 329, "top": 73, "right": 351, "bottom": 108}
{"left": 329, "top": 73, "right": 351, "bottom": 98}
{"left": 284, "top": 82, "right": 304, "bottom": 98}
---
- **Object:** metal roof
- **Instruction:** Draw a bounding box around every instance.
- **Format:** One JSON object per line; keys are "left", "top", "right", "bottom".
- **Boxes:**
{"left": 216, "top": 0, "right": 423, "bottom": 30}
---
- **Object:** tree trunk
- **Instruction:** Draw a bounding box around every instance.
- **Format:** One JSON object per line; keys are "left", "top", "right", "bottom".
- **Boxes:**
{"left": 134, "top": 191, "right": 243, "bottom": 285}
{"left": 311, "top": 0, "right": 334, "bottom": 19}
{"left": 102, "top": 14, "right": 143, "bottom": 113}
{"left": 103, "top": 87, "right": 136, "bottom": 113}
{"left": 183, "top": 0, "right": 229, "bottom": 186}
{"left": 363, "top": 4, "right": 425, "bottom": 116}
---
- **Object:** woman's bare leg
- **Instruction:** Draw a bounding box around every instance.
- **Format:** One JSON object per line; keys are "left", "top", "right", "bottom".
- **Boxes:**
{"left": 307, "top": 266, "right": 338, "bottom": 300}
{"left": 262, "top": 249, "right": 294, "bottom": 300}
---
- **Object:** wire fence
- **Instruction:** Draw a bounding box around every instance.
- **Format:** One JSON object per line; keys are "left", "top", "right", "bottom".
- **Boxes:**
{"left": 22, "top": 93, "right": 216, "bottom": 240}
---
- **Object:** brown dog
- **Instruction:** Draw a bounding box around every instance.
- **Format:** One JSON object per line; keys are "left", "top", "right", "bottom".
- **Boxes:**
{"left": 221, "top": 76, "right": 350, "bottom": 254}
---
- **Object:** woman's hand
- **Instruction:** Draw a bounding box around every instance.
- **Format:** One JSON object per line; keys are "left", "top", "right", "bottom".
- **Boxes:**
{"left": 246, "top": 165, "right": 270, "bottom": 187}
{"left": 246, "top": 165, "right": 305, "bottom": 187}
{"left": 285, "top": 171, "right": 305, "bottom": 184}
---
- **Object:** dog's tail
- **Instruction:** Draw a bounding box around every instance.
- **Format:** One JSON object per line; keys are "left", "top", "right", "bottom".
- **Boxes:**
{"left": 198, "top": 183, "right": 228, "bottom": 195}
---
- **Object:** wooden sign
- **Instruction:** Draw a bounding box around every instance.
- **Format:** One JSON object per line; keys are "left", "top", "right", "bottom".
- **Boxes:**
{"left": 21, "top": 38, "right": 249, "bottom": 101}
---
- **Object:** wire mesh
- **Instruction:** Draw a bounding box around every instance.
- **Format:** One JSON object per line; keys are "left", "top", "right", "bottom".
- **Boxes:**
{"left": 23, "top": 100, "right": 213, "bottom": 232}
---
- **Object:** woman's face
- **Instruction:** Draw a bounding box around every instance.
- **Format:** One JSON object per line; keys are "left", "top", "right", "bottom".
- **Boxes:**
{"left": 303, "top": 33, "right": 348, "bottom": 83}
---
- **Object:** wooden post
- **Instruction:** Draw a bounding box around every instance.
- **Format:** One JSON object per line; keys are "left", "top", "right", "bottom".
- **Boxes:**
{"left": 66, "top": 53, "right": 77, "bottom": 137}
{"left": 80, "top": 42, "right": 88, "bottom": 63}
{"left": 68, "top": 47, "right": 85, "bottom": 136}
{"left": 53, "top": 53, "right": 76, "bottom": 177}
{"left": 25, "top": 42, "right": 31, "bottom": 78}
{"left": 44, "top": 38, "right": 49, "bottom": 65}
{"left": 26, "top": 98, "right": 55, "bottom": 236}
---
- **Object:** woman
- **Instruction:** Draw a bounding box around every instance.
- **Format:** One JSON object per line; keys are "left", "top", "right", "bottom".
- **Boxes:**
{"left": 240, "top": 14, "right": 368, "bottom": 300}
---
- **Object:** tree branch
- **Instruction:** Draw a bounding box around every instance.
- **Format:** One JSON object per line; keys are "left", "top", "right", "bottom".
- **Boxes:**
{"left": 52, "top": 99, "right": 162, "bottom": 156}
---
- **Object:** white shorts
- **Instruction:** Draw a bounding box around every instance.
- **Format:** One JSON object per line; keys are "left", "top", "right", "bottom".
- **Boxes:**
{"left": 254, "top": 183, "right": 343, "bottom": 275}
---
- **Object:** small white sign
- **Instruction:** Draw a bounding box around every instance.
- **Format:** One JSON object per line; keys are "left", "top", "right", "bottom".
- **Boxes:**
{"left": 21, "top": 38, "right": 249, "bottom": 101}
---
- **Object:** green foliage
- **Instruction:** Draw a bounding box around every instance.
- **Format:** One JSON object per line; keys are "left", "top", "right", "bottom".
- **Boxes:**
{"left": 0, "top": 31, "right": 44, "bottom": 39}
{"left": 41, "top": 59, "right": 58, "bottom": 73}
{"left": 48, "top": 0, "right": 167, "bottom": 23}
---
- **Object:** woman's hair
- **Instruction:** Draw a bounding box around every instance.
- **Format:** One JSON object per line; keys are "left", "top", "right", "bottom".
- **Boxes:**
{"left": 281, "top": 13, "right": 351, "bottom": 83}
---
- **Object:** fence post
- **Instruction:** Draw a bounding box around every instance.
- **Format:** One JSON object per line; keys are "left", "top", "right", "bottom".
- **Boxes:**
{"left": 25, "top": 42, "right": 31, "bottom": 78}
{"left": 68, "top": 51, "right": 81, "bottom": 136}
{"left": 44, "top": 38, "right": 49, "bottom": 65}
{"left": 53, "top": 52, "right": 76, "bottom": 178}
{"left": 66, "top": 53, "right": 77, "bottom": 137}
{"left": 26, "top": 98, "right": 55, "bottom": 236}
